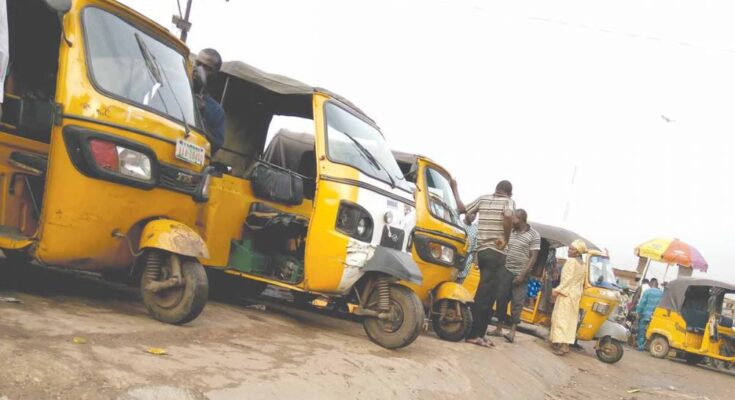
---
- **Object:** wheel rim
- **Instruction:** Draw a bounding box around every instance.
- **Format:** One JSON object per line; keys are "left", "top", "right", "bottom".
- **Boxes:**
{"left": 378, "top": 298, "right": 405, "bottom": 333}
{"left": 438, "top": 306, "right": 463, "bottom": 334}
{"left": 600, "top": 341, "right": 617, "bottom": 357}
{"left": 148, "top": 263, "right": 186, "bottom": 310}
{"left": 651, "top": 339, "right": 667, "bottom": 356}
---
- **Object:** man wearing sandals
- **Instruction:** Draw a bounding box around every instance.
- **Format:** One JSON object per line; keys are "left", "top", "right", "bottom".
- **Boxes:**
{"left": 495, "top": 209, "right": 540, "bottom": 343}
{"left": 451, "top": 179, "right": 515, "bottom": 348}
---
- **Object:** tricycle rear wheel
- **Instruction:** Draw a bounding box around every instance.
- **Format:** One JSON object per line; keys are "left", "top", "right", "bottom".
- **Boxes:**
{"left": 595, "top": 337, "right": 624, "bottom": 364}
{"left": 141, "top": 250, "right": 208, "bottom": 325}
{"left": 363, "top": 284, "right": 424, "bottom": 349}
{"left": 432, "top": 300, "right": 473, "bottom": 342}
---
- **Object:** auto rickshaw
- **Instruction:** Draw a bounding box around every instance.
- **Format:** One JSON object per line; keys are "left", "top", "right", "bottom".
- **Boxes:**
{"left": 392, "top": 151, "right": 475, "bottom": 341}
{"left": 646, "top": 278, "right": 735, "bottom": 366}
{"left": 518, "top": 223, "right": 628, "bottom": 363}
{"left": 0, "top": 0, "right": 212, "bottom": 324}
{"left": 200, "top": 61, "right": 424, "bottom": 349}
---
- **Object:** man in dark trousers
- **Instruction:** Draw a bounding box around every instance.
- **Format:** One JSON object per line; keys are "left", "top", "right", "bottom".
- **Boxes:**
{"left": 195, "top": 48, "right": 225, "bottom": 154}
{"left": 452, "top": 179, "right": 515, "bottom": 347}
{"left": 496, "top": 209, "right": 540, "bottom": 343}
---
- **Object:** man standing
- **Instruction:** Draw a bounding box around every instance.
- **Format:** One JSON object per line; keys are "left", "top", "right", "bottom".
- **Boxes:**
{"left": 497, "top": 209, "right": 540, "bottom": 343}
{"left": 195, "top": 48, "right": 226, "bottom": 154}
{"left": 635, "top": 278, "right": 663, "bottom": 351}
{"left": 451, "top": 179, "right": 515, "bottom": 347}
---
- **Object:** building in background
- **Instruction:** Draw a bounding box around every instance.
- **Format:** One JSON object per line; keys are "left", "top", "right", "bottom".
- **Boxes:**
{"left": 613, "top": 268, "right": 637, "bottom": 290}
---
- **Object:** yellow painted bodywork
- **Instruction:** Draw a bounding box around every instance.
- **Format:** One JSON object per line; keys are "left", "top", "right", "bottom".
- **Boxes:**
{"left": 647, "top": 308, "right": 735, "bottom": 362}
{"left": 435, "top": 281, "right": 473, "bottom": 303}
{"left": 203, "top": 93, "right": 371, "bottom": 295}
{"left": 0, "top": 0, "right": 208, "bottom": 271}
{"left": 400, "top": 157, "right": 468, "bottom": 307}
{"left": 139, "top": 219, "right": 209, "bottom": 259}
{"left": 520, "top": 251, "right": 620, "bottom": 340}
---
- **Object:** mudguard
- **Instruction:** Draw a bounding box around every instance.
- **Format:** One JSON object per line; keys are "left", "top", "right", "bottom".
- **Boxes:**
{"left": 435, "top": 282, "right": 474, "bottom": 304}
{"left": 363, "top": 246, "right": 422, "bottom": 285}
{"left": 139, "top": 219, "right": 209, "bottom": 259}
{"left": 595, "top": 319, "right": 629, "bottom": 342}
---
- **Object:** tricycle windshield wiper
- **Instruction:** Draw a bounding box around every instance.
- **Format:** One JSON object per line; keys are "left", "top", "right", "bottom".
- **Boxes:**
{"left": 134, "top": 33, "right": 192, "bottom": 137}
{"left": 339, "top": 130, "right": 396, "bottom": 188}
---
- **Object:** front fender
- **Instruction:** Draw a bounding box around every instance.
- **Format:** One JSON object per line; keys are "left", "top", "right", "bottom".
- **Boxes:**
{"left": 435, "top": 282, "right": 474, "bottom": 304}
{"left": 594, "top": 319, "right": 629, "bottom": 342}
{"left": 139, "top": 219, "right": 209, "bottom": 259}
{"left": 362, "top": 246, "right": 422, "bottom": 285}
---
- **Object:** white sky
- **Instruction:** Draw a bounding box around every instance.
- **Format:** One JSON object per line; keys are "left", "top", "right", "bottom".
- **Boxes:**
{"left": 120, "top": 0, "right": 735, "bottom": 281}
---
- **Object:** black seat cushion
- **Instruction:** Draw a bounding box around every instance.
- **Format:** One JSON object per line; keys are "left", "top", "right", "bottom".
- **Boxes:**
{"left": 250, "top": 163, "right": 304, "bottom": 206}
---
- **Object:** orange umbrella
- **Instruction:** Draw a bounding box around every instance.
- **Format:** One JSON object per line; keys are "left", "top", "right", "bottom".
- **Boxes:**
{"left": 635, "top": 238, "right": 708, "bottom": 272}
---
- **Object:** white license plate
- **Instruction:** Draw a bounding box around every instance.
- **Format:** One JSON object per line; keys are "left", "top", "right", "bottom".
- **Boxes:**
{"left": 175, "top": 139, "right": 205, "bottom": 166}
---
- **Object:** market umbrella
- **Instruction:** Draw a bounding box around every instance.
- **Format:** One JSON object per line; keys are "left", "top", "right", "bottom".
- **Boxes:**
{"left": 635, "top": 238, "right": 708, "bottom": 272}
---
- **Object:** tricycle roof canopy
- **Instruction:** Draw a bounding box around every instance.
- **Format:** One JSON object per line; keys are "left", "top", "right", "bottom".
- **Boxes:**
{"left": 530, "top": 222, "right": 600, "bottom": 252}
{"left": 658, "top": 278, "right": 735, "bottom": 313}
{"left": 219, "top": 61, "right": 374, "bottom": 124}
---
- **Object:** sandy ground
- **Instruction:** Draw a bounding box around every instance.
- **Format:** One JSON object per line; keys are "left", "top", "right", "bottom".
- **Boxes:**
{"left": 1, "top": 260, "right": 733, "bottom": 400}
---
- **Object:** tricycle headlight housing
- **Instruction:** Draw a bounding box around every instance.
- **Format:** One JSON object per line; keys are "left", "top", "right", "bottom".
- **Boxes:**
{"left": 592, "top": 301, "right": 610, "bottom": 315}
{"left": 335, "top": 202, "right": 374, "bottom": 242}
{"left": 117, "top": 147, "right": 152, "bottom": 180}
{"left": 428, "top": 242, "right": 455, "bottom": 264}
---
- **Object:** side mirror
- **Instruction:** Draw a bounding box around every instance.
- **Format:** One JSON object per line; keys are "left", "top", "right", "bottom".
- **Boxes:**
{"left": 44, "top": 0, "right": 72, "bottom": 14}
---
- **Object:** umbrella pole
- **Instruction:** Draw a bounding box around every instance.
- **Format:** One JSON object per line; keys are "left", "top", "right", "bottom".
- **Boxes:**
{"left": 663, "top": 263, "right": 671, "bottom": 283}
{"left": 640, "top": 258, "right": 651, "bottom": 284}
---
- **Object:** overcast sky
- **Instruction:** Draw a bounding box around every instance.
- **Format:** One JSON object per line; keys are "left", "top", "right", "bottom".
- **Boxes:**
{"left": 121, "top": 0, "right": 735, "bottom": 282}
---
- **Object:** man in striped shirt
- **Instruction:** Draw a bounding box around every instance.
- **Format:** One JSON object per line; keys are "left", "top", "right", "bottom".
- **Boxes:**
{"left": 452, "top": 179, "right": 515, "bottom": 347}
{"left": 498, "top": 209, "right": 540, "bottom": 343}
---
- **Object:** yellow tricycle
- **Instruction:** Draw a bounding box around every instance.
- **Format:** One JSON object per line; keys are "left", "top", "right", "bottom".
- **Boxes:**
{"left": 518, "top": 223, "right": 628, "bottom": 363}
{"left": 393, "top": 151, "right": 474, "bottom": 341}
{"left": 0, "top": 0, "right": 212, "bottom": 324}
{"left": 200, "top": 61, "right": 425, "bottom": 349}
{"left": 646, "top": 278, "right": 735, "bottom": 366}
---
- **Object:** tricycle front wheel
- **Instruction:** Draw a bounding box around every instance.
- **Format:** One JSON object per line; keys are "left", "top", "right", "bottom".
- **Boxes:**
{"left": 141, "top": 250, "right": 209, "bottom": 325}
{"left": 432, "top": 299, "right": 473, "bottom": 342}
{"left": 363, "top": 284, "right": 424, "bottom": 349}
{"left": 596, "top": 337, "right": 624, "bottom": 364}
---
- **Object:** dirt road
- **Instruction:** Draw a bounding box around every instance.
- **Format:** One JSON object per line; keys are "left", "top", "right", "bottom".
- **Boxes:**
{"left": 1, "top": 260, "right": 733, "bottom": 400}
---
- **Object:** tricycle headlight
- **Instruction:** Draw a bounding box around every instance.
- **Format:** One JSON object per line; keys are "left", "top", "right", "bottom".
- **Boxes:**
{"left": 335, "top": 202, "right": 373, "bottom": 242}
{"left": 428, "top": 242, "right": 454, "bottom": 264}
{"left": 117, "top": 147, "right": 152, "bottom": 180}
{"left": 592, "top": 302, "right": 610, "bottom": 315}
{"left": 440, "top": 246, "right": 454, "bottom": 263}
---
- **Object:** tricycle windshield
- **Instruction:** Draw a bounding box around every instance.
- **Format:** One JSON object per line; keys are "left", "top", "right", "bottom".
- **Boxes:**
{"left": 325, "top": 103, "right": 409, "bottom": 190}
{"left": 83, "top": 7, "right": 199, "bottom": 128}
{"left": 425, "top": 167, "right": 462, "bottom": 226}
{"left": 589, "top": 255, "right": 618, "bottom": 288}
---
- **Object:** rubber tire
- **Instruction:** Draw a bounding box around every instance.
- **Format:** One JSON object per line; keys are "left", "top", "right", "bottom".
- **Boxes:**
{"left": 684, "top": 353, "right": 705, "bottom": 365}
{"left": 431, "top": 300, "right": 473, "bottom": 342}
{"left": 363, "top": 285, "right": 424, "bottom": 350}
{"left": 141, "top": 251, "right": 209, "bottom": 325}
{"left": 595, "top": 337, "right": 624, "bottom": 364}
{"left": 649, "top": 335, "right": 670, "bottom": 359}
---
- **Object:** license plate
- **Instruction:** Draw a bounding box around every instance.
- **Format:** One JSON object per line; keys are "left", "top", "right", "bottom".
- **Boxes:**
{"left": 175, "top": 139, "right": 205, "bottom": 166}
